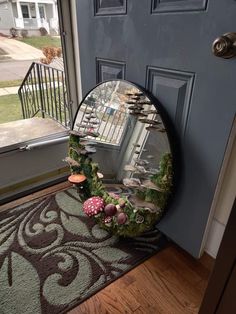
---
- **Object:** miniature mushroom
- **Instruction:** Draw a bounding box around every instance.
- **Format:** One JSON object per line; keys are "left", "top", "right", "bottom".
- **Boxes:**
{"left": 104, "top": 216, "right": 112, "bottom": 224}
{"left": 138, "top": 119, "right": 161, "bottom": 125}
{"left": 97, "top": 172, "right": 104, "bottom": 179}
{"left": 146, "top": 126, "right": 161, "bottom": 131}
{"left": 64, "top": 157, "right": 80, "bottom": 167}
{"left": 80, "top": 140, "right": 97, "bottom": 146}
{"left": 124, "top": 164, "right": 136, "bottom": 172}
{"left": 141, "top": 179, "right": 165, "bottom": 192}
{"left": 68, "top": 174, "right": 86, "bottom": 185}
{"left": 123, "top": 178, "right": 141, "bottom": 187}
{"left": 85, "top": 145, "right": 97, "bottom": 153}
{"left": 142, "top": 109, "right": 157, "bottom": 115}
{"left": 104, "top": 203, "right": 117, "bottom": 216}
{"left": 117, "top": 212, "right": 128, "bottom": 225}
{"left": 128, "top": 195, "right": 159, "bottom": 212}
{"left": 83, "top": 196, "right": 105, "bottom": 217}
{"left": 118, "top": 198, "right": 126, "bottom": 208}
{"left": 134, "top": 159, "right": 149, "bottom": 166}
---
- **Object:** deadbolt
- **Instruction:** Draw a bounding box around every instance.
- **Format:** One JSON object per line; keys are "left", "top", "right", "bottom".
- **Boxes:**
{"left": 212, "top": 32, "right": 236, "bottom": 59}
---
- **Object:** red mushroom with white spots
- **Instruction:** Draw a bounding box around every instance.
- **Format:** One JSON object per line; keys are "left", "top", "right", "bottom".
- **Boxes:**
{"left": 104, "top": 216, "right": 112, "bottom": 224}
{"left": 83, "top": 196, "right": 105, "bottom": 217}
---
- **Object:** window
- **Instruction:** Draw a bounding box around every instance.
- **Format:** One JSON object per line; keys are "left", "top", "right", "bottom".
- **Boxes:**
{"left": 39, "top": 5, "right": 46, "bottom": 19}
{"left": 21, "top": 4, "right": 30, "bottom": 18}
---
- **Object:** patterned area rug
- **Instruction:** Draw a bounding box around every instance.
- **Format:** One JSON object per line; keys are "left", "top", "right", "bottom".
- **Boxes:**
{"left": 0, "top": 187, "right": 167, "bottom": 314}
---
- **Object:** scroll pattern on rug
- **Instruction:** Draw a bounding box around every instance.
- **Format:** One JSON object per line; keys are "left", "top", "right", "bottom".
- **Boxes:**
{"left": 0, "top": 188, "right": 167, "bottom": 314}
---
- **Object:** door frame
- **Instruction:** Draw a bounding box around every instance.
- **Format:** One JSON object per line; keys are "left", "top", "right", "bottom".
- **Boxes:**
{"left": 201, "top": 118, "right": 236, "bottom": 256}
{"left": 199, "top": 199, "right": 236, "bottom": 313}
{"left": 58, "top": 0, "right": 82, "bottom": 119}
{"left": 0, "top": 0, "right": 80, "bottom": 202}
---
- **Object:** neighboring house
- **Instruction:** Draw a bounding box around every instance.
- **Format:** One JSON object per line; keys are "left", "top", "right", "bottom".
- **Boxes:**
{"left": 0, "top": 0, "right": 58, "bottom": 36}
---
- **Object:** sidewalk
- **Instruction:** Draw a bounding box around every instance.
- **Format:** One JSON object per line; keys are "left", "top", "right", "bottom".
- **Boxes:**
{"left": 0, "top": 86, "right": 19, "bottom": 96}
{"left": 0, "top": 80, "right": 63, "bottom": 96}
{"left": 0, "top": 36, "right": 43, "bottom": 61}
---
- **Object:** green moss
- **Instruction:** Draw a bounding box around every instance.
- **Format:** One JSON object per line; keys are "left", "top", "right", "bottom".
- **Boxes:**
{"left": 67, "top": 134, "right": 173, "bottom": 237}
{"left": 138, "top": 152, "right": 173, "bottom": 209}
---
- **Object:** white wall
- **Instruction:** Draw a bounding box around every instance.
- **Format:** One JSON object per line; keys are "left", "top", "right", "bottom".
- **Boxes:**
{"left": 0, "top": 2, "right": 15, "bottom": 31}
{"left": 205, "top": 121, "right": 236, "bottom": 258}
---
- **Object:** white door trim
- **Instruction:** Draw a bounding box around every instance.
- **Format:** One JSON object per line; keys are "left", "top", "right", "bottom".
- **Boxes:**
{"left": 201, "top": 118, "right": 236, "bottom": 257}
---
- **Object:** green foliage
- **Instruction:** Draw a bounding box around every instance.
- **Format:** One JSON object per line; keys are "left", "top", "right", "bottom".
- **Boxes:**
{"left": 0, "top": 94, "right": 22, "bottom": 124}
{"left": 67, "top": 135, "right": 173, "bottom": 238}
{"left": 10, "top": 27, "right": 18, "bottom": 38}
{"left": 0, "top": 80, "right": 24, "bottom": 88}
{"left": 68, "top": 134, "right": 107, "bottom": 200}
{"left": 141, "top": 153, "right": 173, "bottom": 209}
{"left": 39, "top": 27, "right": 48, "bottom": 36}
{"left": 20, "top": 29, "right": 28, "bottom": 38}
{"left": 17, "top": 36, "right": 61, "bottom": 50}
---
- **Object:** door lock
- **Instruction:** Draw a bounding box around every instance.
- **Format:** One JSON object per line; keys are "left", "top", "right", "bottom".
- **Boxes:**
{"left": 212, "top": 32, "right": 236, "bottom": 59}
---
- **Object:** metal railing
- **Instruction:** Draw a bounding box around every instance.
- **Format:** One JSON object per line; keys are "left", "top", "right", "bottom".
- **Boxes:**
{"left": 75, "top": 102, "right": 129, "bottom": 145}
{"left": 18, "top": 62, "right": 70, "bottom": 128}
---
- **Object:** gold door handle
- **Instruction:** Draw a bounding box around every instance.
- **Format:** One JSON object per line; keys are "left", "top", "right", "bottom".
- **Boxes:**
{"left": 212, "top": 32, "right": 236, "bottom": 59}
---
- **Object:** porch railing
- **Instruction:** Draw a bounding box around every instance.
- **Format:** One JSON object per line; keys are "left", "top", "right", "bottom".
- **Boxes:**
{"left": 18, "top": 62, "right": 70, "bottom": 128}
{"left": 75, "top": 102, "right": 129, "bottom": 145}
{"left": 14, "top": 18, "right": 50, "bottom": 33}
{"left": 23, "top": 18, "right": 38, "bottom": 28}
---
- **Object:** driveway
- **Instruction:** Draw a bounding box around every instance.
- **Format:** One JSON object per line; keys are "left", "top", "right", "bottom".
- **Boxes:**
{"left": 0, "top": 36, "right": 43, "bottom": 61}
{"left": 0, "top": 59, "right": 34, "bottom": 81}
{"left": 0, "top": 36, "right": 44, "bottom": 81}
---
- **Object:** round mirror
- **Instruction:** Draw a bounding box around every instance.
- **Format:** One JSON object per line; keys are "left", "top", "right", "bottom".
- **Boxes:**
{"left": 67, "top": 80, "right": 174, "bottom": 237}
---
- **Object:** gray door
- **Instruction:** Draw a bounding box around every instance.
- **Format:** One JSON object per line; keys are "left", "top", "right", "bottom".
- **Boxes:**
{"left": 76, "top": 0, "right": 236, "bottom": 257}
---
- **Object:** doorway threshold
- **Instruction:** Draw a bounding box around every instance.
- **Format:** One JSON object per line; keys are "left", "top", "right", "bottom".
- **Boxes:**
{"left": 0, "top": 117, "right": 68, "bottom": 153}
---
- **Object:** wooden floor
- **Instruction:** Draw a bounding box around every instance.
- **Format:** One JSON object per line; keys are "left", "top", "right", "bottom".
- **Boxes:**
{"left": 1, "top": 183, "right": 214, "bottom": 314}
{"left": 68, "top": 245, "right": 213, "bottom": 314}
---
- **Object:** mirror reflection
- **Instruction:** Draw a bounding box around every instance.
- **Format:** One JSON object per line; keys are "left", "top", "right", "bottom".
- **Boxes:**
{"left": 67, "top": 80, "right": 173, "bottom": 236}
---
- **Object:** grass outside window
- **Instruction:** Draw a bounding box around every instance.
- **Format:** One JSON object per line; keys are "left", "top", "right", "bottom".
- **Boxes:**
{"left": 0, "top": 80, "right": 24, "bottom": 88}
{"left": 17, "top": 36, "right": 61, "bottom": 50}
{"left": 0, "top": 94, "right": 22, "bottom": 124}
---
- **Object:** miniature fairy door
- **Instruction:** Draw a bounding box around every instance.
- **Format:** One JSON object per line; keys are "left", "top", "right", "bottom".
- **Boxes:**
{"left": 75, "top": 0, "right": 236, "bottom": 257}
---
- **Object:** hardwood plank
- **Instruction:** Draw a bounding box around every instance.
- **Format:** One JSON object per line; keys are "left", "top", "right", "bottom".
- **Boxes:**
{"left": 97, "top": 285, "right": 141, "bottom": 314}
{"left": 69, "top": 246, "right": 214, "bottom": 314}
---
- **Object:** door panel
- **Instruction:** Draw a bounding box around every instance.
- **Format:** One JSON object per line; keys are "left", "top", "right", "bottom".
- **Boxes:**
{"left": 96, "top": 58, "right": 126, "bottom": 82}
{"left": 76, "top": 0, "right": 236, "bottom": 257}
{"left": 151, "top": 0, "right": 207, "bottom": 13}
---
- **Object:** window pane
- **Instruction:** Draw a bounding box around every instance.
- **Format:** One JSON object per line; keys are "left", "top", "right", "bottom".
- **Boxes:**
{"left": 21, "top": 5, "right": 29, "bottom": 18}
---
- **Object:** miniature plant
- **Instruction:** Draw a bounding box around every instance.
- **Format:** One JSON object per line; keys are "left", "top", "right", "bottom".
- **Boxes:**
{"left": 10, "top": 27, "right": 18, "bottom": 38}
{"left": 39, "top": 27, "right": 48, "bottom": 36}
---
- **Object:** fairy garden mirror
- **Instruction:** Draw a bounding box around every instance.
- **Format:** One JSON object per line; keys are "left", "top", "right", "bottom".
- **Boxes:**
{"left": 65, "top": 80, "right": 174, "bottom": 237}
